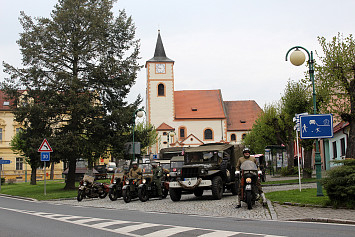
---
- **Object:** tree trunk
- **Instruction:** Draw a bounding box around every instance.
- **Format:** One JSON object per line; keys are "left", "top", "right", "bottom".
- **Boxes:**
{"left": 30, "top": 166, "right": 37, "bottom": 185}
{"left": 346, "top": 120, "right": 355, "bottom": 159}
{"left": 64, "top": 158, "right": 76, "bottom": 190}
{"left": 50, "top": 161, "right": 55, "bottom": 180}
{"left": 303, "top": 149, "right": 313, "bottom": 179}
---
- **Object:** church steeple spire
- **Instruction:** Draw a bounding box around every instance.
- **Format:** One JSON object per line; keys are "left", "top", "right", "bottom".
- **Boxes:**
{"left": 147, "top": 30, "right": 174, "bottom": 62}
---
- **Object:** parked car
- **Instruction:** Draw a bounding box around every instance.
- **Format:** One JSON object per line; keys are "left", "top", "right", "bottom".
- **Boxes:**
{"left": 94, "top": 165, "right": 107, "bottom": 180}
{"left": 106, "top": 162, "right": 117, "bottom": 173}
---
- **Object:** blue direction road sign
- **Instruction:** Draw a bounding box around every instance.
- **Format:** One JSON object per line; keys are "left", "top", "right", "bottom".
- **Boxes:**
{"left": 0, "top": 160, "right": 11, "bottom": 164}
{"left": 300, "top": 114, "right": 333, "bottom": 139}
{"left": 41, "top": 152, "right": 50, "bottom": 162}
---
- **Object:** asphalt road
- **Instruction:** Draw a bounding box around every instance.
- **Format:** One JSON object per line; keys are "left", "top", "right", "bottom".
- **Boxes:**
{"left": 0, "top": 195, "right": 354, "bottom": 237}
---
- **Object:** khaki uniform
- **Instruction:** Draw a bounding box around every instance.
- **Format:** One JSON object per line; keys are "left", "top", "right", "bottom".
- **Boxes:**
{"left": 152, "top": 166, "right": 163, "bottom": 196}
{"left": 236, "top": 155, "right": 263, "bottom": 194}
{"left": 129, "top": 167, "right": 142, "bottom": 179}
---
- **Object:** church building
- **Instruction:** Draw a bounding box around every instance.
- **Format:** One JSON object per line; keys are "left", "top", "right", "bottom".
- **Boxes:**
{"left": 145, "top": 32, "right": 262, "bottom": 155}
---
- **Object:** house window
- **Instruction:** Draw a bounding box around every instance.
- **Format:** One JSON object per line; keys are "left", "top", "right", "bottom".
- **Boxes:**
{"left": 340, "top": 138, "right": 346, "bottom": 156}
{"left": 16, "top": 157, "right": 23, "bottom": 170}
{"left": 158, "top": 83, "right": 165, "bottom": 96}
{"left": 230, "top": 134, "right": 236, "bottom": 141}
{"left": 16, "top": 128, "right": 23, "bottom": 134}
{"left": 0, "top": 158, "right": 2, "bottom": 170}
{"left": 204, "top": 129, "right": 213, "bottom": 140}
{"left": 163, "top": 132, "right": 167, "bottom": 135}
{"left": 332, "top": 141, "right": 337, "bottom": 159}
{"left": 0, "top": 128, "right": 2, "bottom": 141}
{"left": 179, "top": 127, "right": 186, "bottom": 140}
{"left": 242, "top": 133, "right": 247, "bottom": 140}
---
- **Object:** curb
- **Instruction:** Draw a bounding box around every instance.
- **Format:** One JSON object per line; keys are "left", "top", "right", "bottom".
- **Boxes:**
{"left": 287, "top": 218, "right": 355, "bottom": 225}
{"left": 266, "top": 199, "right": 277, "bottom": 220}
{"left": 0, "top": 193, "right": 37, "bottom": 202}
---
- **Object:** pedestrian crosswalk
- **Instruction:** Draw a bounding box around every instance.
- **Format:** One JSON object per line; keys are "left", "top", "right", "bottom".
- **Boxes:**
{"left": 0, "top": 207, "right": 286, "bottom": 237}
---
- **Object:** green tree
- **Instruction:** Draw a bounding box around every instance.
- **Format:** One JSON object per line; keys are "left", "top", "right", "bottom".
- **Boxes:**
{"left": 280, "top": 79, "right": 313, "bottom": 171}
{"left": 316, "top": 33, "right": 355, "bottom": 158}
{"left": 134, "top": 122, "right": 158, "bottom": 156}
{"left": 1, "top": 0, "right": 141, "bottom": 189}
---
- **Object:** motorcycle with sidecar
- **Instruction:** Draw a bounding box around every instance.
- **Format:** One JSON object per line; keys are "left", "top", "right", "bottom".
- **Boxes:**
{"left": 77, "top": 175, "right": 109, "bottom": 202}
{"left": 138, "top": 174, "right": 169, "bottom": 202}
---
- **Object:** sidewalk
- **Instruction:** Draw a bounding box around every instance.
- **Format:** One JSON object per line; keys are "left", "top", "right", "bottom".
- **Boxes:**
{"left": 263, "top": 175, "right": 355, "bottom": 225}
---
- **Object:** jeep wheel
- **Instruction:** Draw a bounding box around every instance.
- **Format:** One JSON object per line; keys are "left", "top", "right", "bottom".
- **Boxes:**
{"left": 193, "top": 188, "right": 204, "bottom": 197}
{"left": 211, "top": 176, "right": 223, "bottom": 200}
{"left": 169, "top": 188, "right": 181, "bottom": 202}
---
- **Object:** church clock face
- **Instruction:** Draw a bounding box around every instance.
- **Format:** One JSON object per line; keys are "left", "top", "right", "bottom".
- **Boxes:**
{"left": 156, "top": 63, "right": 166, "bottom": 73}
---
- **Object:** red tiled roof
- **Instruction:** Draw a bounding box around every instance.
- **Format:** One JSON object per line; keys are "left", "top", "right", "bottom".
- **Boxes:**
{"left": 174, "top": 90, "right": 226, "bottom": 119}
{"left": 156, "top": 122, "right": 175, "bottom": 131}
{"left": 333, "top": 121, "right": 349, "bottom": 134}
{"left": 224, "top": 100, "right": 262, "bottom": 131}
{"left": 0, "top": 90, "right": 15, "bottom": 111}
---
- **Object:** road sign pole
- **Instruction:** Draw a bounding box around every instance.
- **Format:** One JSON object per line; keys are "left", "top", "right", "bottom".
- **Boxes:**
{"left": 44, "top": 161, "right": 46, "bottom": 195}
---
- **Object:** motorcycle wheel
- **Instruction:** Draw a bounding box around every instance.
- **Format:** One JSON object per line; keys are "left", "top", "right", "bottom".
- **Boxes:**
{"left": 77, "top": 190, "right": 84, "bottom": 202}
{"left": 123, "top": 189, "right": 131, "bottom": 203}
{"left": 138, "top": 186, "right": 149, "bottom": 202}
{"left": 246, "top": 191, "right": 253, "bottom": 210}
{"left": 99, "top": 188, "right": 108, "bottom": 199}
{"left": 169, "top": 188, "right": 181, "bottom": 202}
{"left": 109, "top": 186, "right": 118, "bottom": 201}
{"left": 162, "top": 188, "right": 169, "bottom": 199}
{"left": 211, "top": 176, "right": 223, "bottom": 200}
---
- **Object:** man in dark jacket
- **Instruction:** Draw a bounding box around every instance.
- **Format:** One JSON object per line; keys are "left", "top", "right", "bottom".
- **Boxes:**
{"left": 152, "top": 161, "right": 163, "bottom": 199}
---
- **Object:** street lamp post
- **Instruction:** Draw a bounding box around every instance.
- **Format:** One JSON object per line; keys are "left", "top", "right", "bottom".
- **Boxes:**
{"left": 132, "top": 108, "right": 145, "bottom": 162}
{"left": 285, "top": 46, "right": 323, "bottom": 196}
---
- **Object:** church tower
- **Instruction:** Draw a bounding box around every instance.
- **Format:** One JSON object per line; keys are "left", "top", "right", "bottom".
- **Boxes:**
{"left": 146, "top": 31, "right": 175, "bottom": 145}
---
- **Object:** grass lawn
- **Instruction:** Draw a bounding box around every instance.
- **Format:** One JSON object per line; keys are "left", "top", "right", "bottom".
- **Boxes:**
{"left": 0, "top": 179, "right": 110, "bottom": 201}
{"left": 265, "top": 188, "right": 330, "bottom": 206}
{"left": 262, "top": 178, "right": 316, "bottom": 185}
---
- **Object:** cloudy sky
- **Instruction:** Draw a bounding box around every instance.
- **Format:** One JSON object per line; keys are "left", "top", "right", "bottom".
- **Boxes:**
{"left": 1, "top": 0, "right": 355, "bottom": 108}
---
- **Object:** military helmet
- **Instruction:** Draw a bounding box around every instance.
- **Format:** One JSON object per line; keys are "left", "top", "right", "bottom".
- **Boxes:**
{"left": 132, "top": 161, "right": 138, "bottom": 165}
{"left": 243, "top": 147, "right": 251, "bottom": 154}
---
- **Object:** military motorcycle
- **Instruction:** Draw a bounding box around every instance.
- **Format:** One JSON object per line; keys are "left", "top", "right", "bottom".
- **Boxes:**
{"left": 138, "top": 176, "right": 169, "bottom": 202}
{"left": 236, "top": 160, "right": 260, "bottom": 209}
{"left": 108, "top": 175, "right": 125, "bottom": 201}
{"left": 77, "top": 175, "right": 109, "bottom": 202}
{"left": 122, "top": 177, "right": 142, "bottom": 203}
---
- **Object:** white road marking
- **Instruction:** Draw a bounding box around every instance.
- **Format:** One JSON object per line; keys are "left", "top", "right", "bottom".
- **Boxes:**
{"left": 0, "top": 206, "right": 287, "bottom": 237}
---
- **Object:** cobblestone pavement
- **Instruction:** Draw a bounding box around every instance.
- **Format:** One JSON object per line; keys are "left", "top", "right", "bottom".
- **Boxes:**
{"left": 49, "top": 191, "right": 271, "bottom": 220}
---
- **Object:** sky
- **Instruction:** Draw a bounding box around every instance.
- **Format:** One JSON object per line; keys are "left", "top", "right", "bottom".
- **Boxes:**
{"left": 1, "top": 0, "right": 355, "bottom": 108}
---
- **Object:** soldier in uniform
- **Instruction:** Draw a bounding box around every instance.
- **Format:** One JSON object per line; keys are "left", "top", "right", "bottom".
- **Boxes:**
{"left": 236, "top": 147, "right": 267, "bottom": 208}
{"left": 129, "top": 162, "right": 142, "bottom": 180}
{"left": 152, "top": 161, "right": 163, "bottom": 199}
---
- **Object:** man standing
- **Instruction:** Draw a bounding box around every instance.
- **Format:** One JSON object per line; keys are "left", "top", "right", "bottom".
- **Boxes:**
{"left": 236, "top": 147, "right": 267, "bottom": 208}
{"left": 152, "top": 161, "right": 163, "bottom": 200}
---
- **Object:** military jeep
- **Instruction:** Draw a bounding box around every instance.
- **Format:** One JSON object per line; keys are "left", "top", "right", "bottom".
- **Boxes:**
{"left": 169, "top": 144, "right": 238, "bottom": 201}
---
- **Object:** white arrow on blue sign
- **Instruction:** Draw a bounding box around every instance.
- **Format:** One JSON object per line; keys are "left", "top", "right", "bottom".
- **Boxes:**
{"left": 300, "top": 114, "right": 333, "bottom": 139}
{"left": 41, "top": 152, "right": 50, "bottom": 162}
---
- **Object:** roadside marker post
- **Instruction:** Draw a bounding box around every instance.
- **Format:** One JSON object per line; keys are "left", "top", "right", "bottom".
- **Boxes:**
{"left": 38, "top": 139, "right": 53, "bottom": 195}
{"left": 0, "top": 160, "right": 11, "bottom": 192}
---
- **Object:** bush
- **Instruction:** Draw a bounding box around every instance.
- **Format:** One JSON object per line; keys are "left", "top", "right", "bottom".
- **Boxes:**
{"left": 280, "top": 167, "right": 298, "bottom": 176}
{"left": 1, "top": 177, "right": 4, "bottom": 184}
{"left": 322, "top": 159, "right": 355, "bottom": 208}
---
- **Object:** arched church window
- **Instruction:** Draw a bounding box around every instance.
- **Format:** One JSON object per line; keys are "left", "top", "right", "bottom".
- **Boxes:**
{"left": 158, "top": 83, "right": 165, "bottom": 96}
{"left": 204, "top": 129, "right": 213, "bottom": 140}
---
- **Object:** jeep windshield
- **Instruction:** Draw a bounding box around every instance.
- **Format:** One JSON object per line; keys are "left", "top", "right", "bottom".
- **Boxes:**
{"left": 185, "top": 151, "right": 223, "bottom": 164}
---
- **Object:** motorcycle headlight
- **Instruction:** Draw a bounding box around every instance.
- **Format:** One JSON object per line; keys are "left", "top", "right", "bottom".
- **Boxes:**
{"left": 258, "top": 171, "right": 262, "bottom": 175}
{"left": 235, "top": 171, "right": 240, "bottom": 175}
{"left": 200, "top": 169, "right": 208, "bottom": 174}
{"left": 142, "top": 179, "right": 146, "bottom": 184}
{"left": 167, "top": 174, "right": 170, "bottom": 177}
{"left": 125, "top": 180, "right": 129, "bottom": 185}
{"left": 83, "top": 182, "right": 87, "bottom": 186}
{"left": 246, "top": 177, "right": 252, "bottom": 183}
{"left": 113, "top": 180, "right": 116, "bottom": 184}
